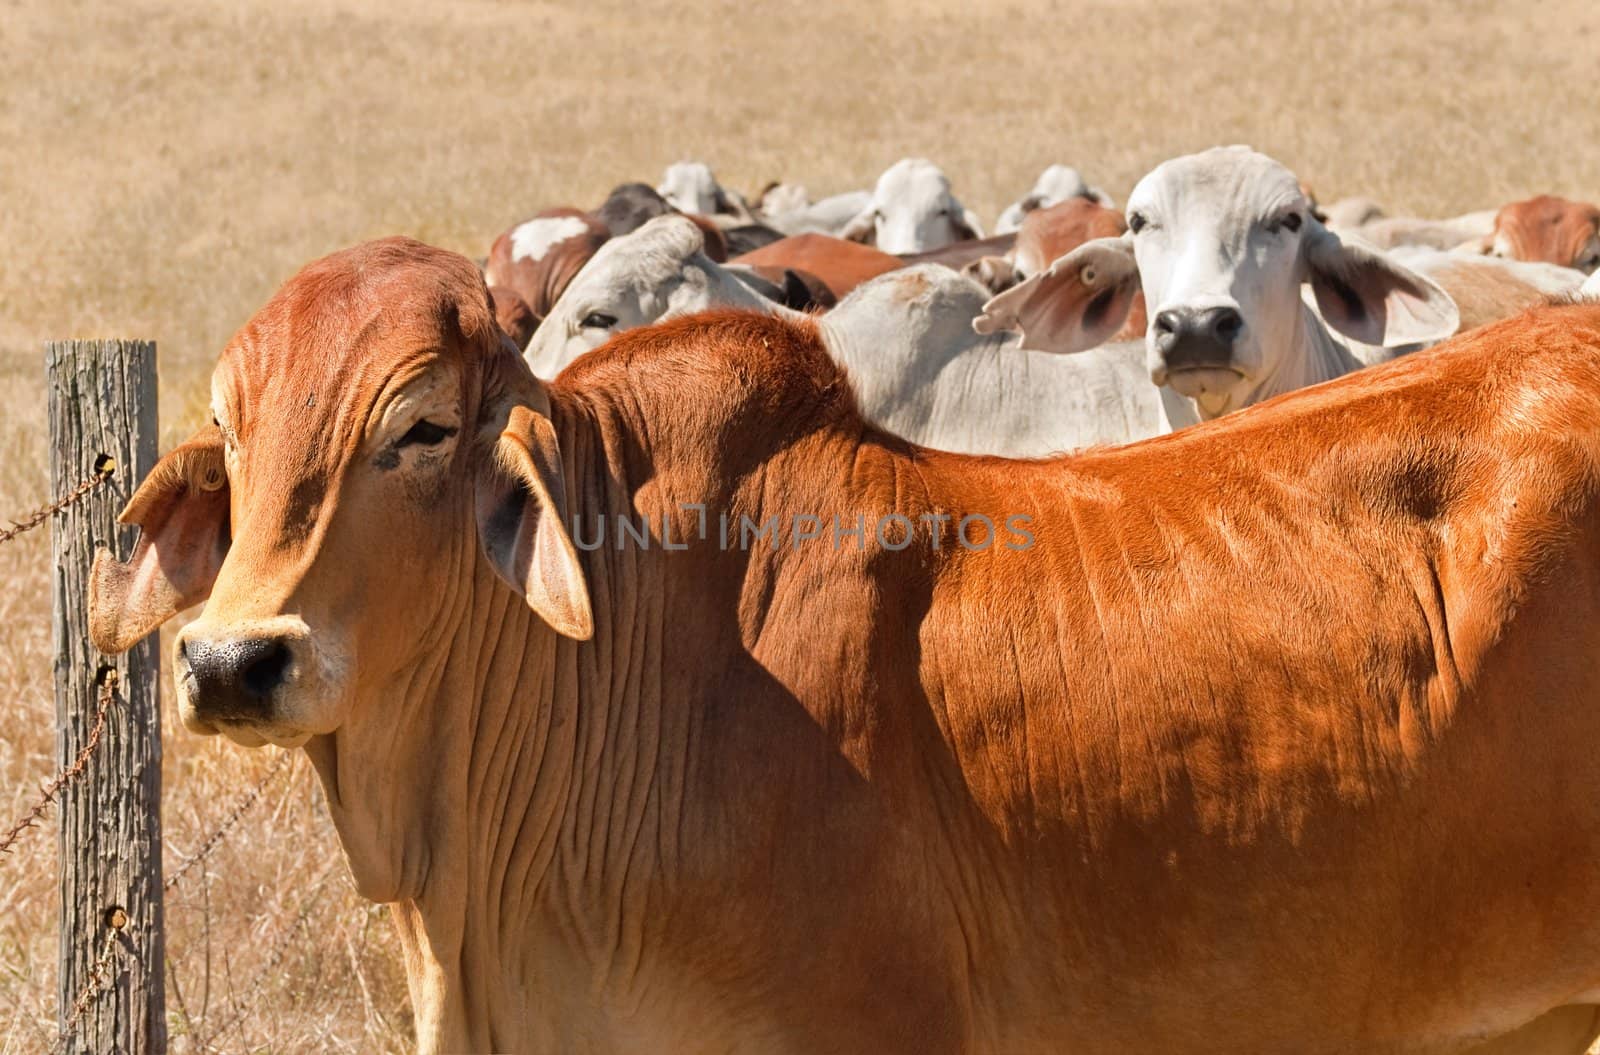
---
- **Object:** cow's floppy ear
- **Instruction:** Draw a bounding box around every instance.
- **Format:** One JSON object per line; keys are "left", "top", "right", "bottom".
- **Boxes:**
{"left": 952, "top": 203, "right": 986, "bottom": 242}
{"left": 89, "top": 425, "right": 230, "bottom": 654}
{"left": 1086, "top": 186, "right": 1116, "bottom": 209}
{"left": 652, "top": 213, "right": 707, "bottom": 261}
{"left": 1303, "top": 222, "right": 1460, "bottom": 346}
{"left": 973, "top": 235, "right": 1140, "bottom": 354}
{"left": 839, "top": 204, "right": 877, "bottom": 244}
{"left": 475, "top": 400, "right": 592, "bottom": 640}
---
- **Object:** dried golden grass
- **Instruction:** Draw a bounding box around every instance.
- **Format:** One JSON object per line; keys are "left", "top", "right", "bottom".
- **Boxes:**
{"left": 2, "top": 0, "right": 1598, "bottom": 1049}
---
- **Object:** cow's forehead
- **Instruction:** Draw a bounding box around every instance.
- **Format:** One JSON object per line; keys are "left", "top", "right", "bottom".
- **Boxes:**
{"left": 1130, "top": 147, "right": 1305, "bottom": 218}
{"left": 879, "top": 159, "right": 948, "bottom": 195}
{"left": 574, "top": 218, "right": 700, "bottom": 295}
{"left": 214, "top": 238, "right": 489, "bottom": 406}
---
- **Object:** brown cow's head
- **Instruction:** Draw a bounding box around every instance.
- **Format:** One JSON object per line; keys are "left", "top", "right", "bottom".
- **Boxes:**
{"left": 1010, "top": 197, "right": 1130, "bottom": 277}
{"left": 1482, "top": 195, "right": 1600, "bottom": 274}
{"left": 90, "top": 237, "right": 592, "bottom": 748}
{"left": 488, "top": 285, "right": 539, "bottom": 349}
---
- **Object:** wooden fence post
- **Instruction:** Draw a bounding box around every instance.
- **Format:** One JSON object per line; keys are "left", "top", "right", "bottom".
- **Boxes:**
{"left": 47, "top": 339, "right": 166, "bottom": 1055}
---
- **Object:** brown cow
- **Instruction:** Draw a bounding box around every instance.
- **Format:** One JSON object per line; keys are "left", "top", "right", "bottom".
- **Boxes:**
{"left": 487, "top": 286, "right": 537, "bottom": 349}
{"left": 482, "top": 207, "right": 610, "bottom": 322}
{"left": 1011, "top": 197, "right": 1130, "bottom": 276}
{"left": 91, "top": 237, "right": 1600, "bottom": 1053}
{"left": 732, "top": 232, "right": 904, "bottom": 299}
{"left": 1481, "top": 195, "right": 1600, "bottom": 273}
{"left": 974, "top": 198, "right": 1149, "bottom": 340}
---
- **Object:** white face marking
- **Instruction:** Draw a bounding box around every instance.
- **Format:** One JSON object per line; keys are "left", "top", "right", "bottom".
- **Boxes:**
{"left": 867, "top": 158, "right": 973, "bottom": 254}
{"left": 510, "top": 216, "right": 591, "bottom": 263}
{"left": 1125, "top": 146, "right": 1312, "bottom": 414}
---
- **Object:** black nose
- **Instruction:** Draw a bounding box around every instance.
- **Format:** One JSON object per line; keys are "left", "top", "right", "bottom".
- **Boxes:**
{"left": 1153, "top": 306, "right": 1245, "bottom": 369}
{"left": 180, "top": 636, "right": 292, "bottom": 719}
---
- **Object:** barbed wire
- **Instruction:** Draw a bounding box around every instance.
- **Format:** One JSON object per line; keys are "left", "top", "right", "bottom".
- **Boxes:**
{"left": 53, "top": 916, "right": 123, "bottom": 1055}
{"left": 0, "top": 672, "right": 119, "bottom": 857}
{"left": 0, "top": 457, "right": 115, "bottom": 549}
{"left": 1, "top": 452, "right": 323, "bottom": 1051}
{"left": 192, "top": 893, "right": 320, "bottom": 1053}
{"left": 164, "top": 751, "right": 295, "bottom": 893}
{"left": 2, "top": 453, "right": 324, "bottom": 1050}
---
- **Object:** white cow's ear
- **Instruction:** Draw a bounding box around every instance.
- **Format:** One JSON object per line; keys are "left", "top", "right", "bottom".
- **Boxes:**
{"left": 475, "top": 400, "right": 593, "bottom": 641}
{"left": 839, "top": 204, "right": 877, "bottom": 245}
{"left": 953, "top": 203, "right": 986, "bottom": 242}
{"left": 90, "top": 425, "right": 231, "bottom": 654}
{"left": 651, "top": 214, "right": 707, "bottom": 261}
{"left": 1303, "top": 222, "right": 1460, "bottom": 346}
{"left": 973, "top": 236, "right": 1140, "bottom": 354}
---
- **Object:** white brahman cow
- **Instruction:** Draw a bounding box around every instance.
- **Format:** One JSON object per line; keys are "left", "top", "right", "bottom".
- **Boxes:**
{"left": 994, "top": 164, "right": 1114, "bottom": 234}
{"left": 523, "top": 216, "right": 778, "bottom": 379}
{"left": 656, "top": 161, "right": 756, "bottom": 222}
{"left": 976, "top": 146, "right": 1461, "bottom": 422}
{"left": 838, "top": 158, "right": 985, "bottom": 253}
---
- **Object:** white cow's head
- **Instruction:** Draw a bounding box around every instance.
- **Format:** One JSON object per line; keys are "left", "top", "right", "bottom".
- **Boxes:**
{"left": 523, "top": 214, "right": 766, "bottom": 379}
{"left": 657, "top": 161, "right": 730, "bottom": 217}
{"left": 976, "top": 146, "right": 1458, "bottom": 417}
{"left": 840, "top": 158, "right": 984, "bottom": 254}
{"left": 994, "top": 164, "right": 1114, "bottom": 234}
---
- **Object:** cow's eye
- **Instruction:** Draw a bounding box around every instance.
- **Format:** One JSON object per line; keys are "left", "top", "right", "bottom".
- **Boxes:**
{"left": 397, "top": 420, "right": 457, "bottom": 449}
{"left": 580, "top": 312, "right": 617, "bottom": 330}
{"left": 1282, "top": 212, "right": 1303, "bottom": 233}
{"left": 1128, "top": 211, "right": 1148, "bottom": 234}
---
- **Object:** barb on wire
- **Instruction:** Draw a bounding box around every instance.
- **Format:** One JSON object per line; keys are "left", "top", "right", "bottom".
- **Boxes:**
{"left": 0, "top": 672, "right": 119, "bottom": 857}
{"left": 0, "top": 456, "right": 115, "bottom": 548}
{"left": 53, "top": 922, "right": 122, "bottom": 1055}
{"left": 164, "top": 751, "right": 295, "bottom": 892}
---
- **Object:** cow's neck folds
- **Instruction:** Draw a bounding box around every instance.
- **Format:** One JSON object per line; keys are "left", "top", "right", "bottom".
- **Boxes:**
{"left": 305, "top": 396, "right": 656, "bottom": 1052}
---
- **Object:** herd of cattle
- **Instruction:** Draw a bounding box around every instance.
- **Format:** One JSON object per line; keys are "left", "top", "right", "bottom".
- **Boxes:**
{"left": 85, "top": 145, "right": 1600, "bottom": 1053}
{"left": 483, "top": 147, "right": 1600, "bottom": 454}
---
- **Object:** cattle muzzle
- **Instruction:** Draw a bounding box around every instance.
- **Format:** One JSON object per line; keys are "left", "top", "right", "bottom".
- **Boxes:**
{"left": 179, "top": 635, "right": 290, "bottom": 719}
{"left": 1152, "top": 305, "right": 1245, "bottom": 376}
{"left": 174, "top": 616, "right": 327, "bottom": 744}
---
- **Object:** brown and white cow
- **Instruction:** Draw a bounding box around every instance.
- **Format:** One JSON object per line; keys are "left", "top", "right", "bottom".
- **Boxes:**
{"left": 91, "top": 237, "right": 1600, "bottom": 1054}
{"left": 482, "top": 208, "right": 610, "bottom": 328}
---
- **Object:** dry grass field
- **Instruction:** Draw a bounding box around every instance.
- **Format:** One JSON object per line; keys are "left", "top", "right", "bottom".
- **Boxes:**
{"left": 3, "top": 0, "right": 1599, "bottom": 1050}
